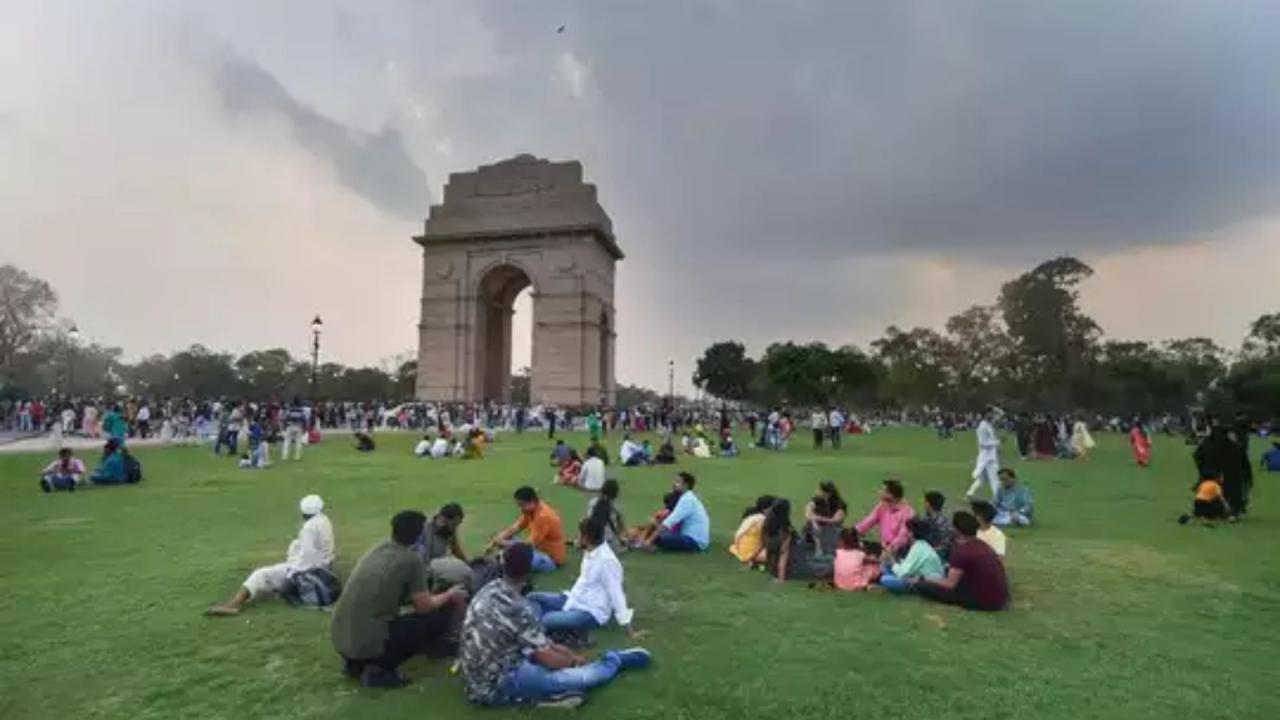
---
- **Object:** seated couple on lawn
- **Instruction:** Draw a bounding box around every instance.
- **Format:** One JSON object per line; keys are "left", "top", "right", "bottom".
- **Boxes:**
{"left": 40, "top": 441, "right": 143, "bottom": 491}
{"left": 623, "top": 472, "right": 710, "bottom": 553}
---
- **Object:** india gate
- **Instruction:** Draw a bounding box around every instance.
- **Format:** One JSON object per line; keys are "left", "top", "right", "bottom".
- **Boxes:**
{"left": 413, "top": 155, "right": 621, "bottom": 406}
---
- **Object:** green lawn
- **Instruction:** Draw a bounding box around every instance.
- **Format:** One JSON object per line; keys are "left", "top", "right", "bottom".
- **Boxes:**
{"left": 2, "top": 429, "right": 1277, "bottom": 720}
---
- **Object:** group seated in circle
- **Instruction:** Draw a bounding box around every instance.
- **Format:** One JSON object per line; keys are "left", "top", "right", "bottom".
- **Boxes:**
{"left": 412, "top": 427, "right": 492, "bottom": 460}
{"left": 729, "top": 474, "right": 1027, "bottom": 611}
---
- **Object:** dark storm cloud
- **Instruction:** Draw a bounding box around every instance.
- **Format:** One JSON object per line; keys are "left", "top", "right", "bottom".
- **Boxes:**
{"left": 214, "top": 52, "right": 429, "bottom": 220}
{"left": 465, "top": 0, "right": 1280, "bottom": 261}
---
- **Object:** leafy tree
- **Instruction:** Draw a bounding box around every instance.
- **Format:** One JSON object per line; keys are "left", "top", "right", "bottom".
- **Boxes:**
{"left": 234, "top": 349, "right": 299, "bottom": 399}
{"left": 615, "top": 383, "right": 663, "bottom": 408}
{"left": 1161, "top": 337, "right": 1226, "bottom": 407}
{"left": 943, "top": 305, "right": 1013, "bottom": 410}
{"left": 509, "top": 366, "right": 531, "bottom": 405}
{"left": 1242, "top": 312, "right": 1280, "bottom": 358}
{"left": 871, "top": 326, "right": 954, "bottom": 410}
{"left": 169, "top": 345, "right": 239, "bottom": 398}
{"left": 0, "top": 265, "right": 58, "bottom": 385}
{"left": 693, "top": 341, "right": 756, "bottom": 401}
{"left": 998, "top": 256, "right": 1101, "bottom": 408}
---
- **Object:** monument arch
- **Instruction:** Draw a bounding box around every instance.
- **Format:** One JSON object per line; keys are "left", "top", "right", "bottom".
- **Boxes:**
{"left": 413, "top": 155, "right": 621, "bottom": 406}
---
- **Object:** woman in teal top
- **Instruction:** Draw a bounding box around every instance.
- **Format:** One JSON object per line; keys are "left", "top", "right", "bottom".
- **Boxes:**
{"left": 879, "top": 518, "right": 944, "bottom": 593}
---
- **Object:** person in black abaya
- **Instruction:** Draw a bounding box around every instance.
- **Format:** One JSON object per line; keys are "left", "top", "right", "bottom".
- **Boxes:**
{"left": 1194, "top": 423, "right": 1250, "bottom": 521}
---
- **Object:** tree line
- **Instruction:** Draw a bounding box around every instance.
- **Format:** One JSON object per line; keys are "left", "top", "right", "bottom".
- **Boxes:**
{"left": 693, "top": 257, "right": 1280, "bottom": 418}
{"left": 0, "top": 264, "right": 418, "bottom": 402}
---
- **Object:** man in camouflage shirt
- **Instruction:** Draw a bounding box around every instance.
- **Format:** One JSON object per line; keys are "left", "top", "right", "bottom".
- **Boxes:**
{"left": 458, "top": 541, "right": 652, "bottom": 708}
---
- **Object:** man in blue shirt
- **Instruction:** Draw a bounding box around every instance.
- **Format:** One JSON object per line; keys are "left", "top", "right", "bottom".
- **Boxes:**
{"left": 1262, "top": 441, "right": 1280, "bottom": 473}
{"left": 993, "top": 468, "right": 1034, "bottom": 527}
{"left": 644, "top": 472, "right": 709, "bottom": 553}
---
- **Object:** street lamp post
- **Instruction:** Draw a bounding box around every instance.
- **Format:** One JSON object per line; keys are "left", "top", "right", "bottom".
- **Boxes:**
{"left": 310, "top": 315, "right": 323, "bottom": 400}
{"left": 667, "top": 359, "right": 674, "bottom": 409}
{"left": 66, "top": 324, "right": 80, "bottom": 397}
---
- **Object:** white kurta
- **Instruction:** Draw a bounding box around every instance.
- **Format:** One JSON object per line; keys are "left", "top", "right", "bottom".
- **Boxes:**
{"left": 243, "top": 513, "right": 335, "bottom": 598}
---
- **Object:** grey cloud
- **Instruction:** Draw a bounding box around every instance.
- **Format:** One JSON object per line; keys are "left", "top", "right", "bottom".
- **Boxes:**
{"left": 459, "top": 0, "right": 1280, "bottom": 262}
{"left": 214, "top": 52, "right": 429, "bottom": 220}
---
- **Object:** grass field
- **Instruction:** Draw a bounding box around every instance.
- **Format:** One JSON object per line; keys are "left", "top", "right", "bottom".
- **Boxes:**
{"left": 2, "top": 428, "right": 1277, "bottom": 720}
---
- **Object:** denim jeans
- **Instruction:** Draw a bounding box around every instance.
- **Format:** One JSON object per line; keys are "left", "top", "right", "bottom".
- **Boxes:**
{"left": 879, "top": 570, "right": 913, "bottom": 594}
{"left": 496, "top": 653, "right": 623, "bottom": 704}
{"left": 531, "top": 550, "right": 558, "bottom": 573}
{"left": 527, "top": 592, "right": 600, "bottom": 633}
{"left": 654, "top": 531, "right": 702, "bottom": 553}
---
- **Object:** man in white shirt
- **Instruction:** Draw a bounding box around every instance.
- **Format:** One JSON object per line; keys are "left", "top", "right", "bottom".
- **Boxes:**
{"left": 414, "top": 434, "right": 433, "bottom": 457}
{"left": 810, "top": 410, "right": 826, "bottom": 449}
{"left": 525, "top": 517, "right": 644, "bottom": 641}
{"left": 206, "top": 494, "right": 335, "bottom": 616}
{"left": 619, "top": 434, "right": 644, "bottom": 466}
{"left": 578, "top": 446, "right": 607, "bottom": 491}
{"left": 967, "top": 408, "right": 1001, "bottom": 499}
{"left": 828, "top": 408, "right": 845, "bottom": 449}
{"left": 136, "top": 404, "right": 152, "bottom": 439}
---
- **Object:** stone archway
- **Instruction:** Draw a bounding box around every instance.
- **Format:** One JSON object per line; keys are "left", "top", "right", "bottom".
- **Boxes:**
{"left": 413, "top": 155, "right": 622, "bottom": 406}
{"left": 473, "top": 263, "right": 532, "bottom": 403}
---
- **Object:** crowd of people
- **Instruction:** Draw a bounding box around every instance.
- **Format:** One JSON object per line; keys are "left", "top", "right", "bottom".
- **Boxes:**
{"left": 202, "top": 472, "right": 679, "bottom": 707}
{"left": 26, "top": 388, "right": 1275, "bottom": 710}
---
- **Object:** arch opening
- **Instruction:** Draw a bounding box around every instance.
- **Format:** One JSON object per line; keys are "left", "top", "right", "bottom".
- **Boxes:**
{"left": 474, "top": 264, "right": 532, "bottom": 403}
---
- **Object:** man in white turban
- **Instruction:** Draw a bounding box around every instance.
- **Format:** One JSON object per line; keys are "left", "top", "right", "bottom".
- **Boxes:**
{"left": 206, "top": 494, "right": 335, "bottom": 616}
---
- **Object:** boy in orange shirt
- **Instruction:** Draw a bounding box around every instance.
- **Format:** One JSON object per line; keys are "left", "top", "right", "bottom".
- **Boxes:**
{"left": 490, "top": 486, "right": 567, "bottom": 572}
{"left": 1179, "top": 473, "right": 1230, "bottom": 526}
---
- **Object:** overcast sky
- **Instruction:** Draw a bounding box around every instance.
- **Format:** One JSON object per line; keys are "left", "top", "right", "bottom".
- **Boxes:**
{"left": 2, "top": 0, "right": 1278, "bottom": 392}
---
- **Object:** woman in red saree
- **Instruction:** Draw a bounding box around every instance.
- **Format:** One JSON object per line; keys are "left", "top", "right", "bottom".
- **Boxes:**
{"left": 1129, "top": 420, "right": 1151, "bottom": 467}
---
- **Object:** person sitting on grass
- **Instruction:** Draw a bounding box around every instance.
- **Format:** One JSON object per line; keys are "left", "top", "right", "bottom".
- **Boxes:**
{"left": 619, "top": 434, "right": 647, "bottom": 466}
{"left": 207, "top": 494, "right": 336, "bottom": 616}
{"left": 922, "top": 490, "right": 955, "bottom": 561}
{"left": 586, "top": 479, "right": 627, "bottom": 552}
{"left": 422, "top": 430, "right": 442, "bottom": 453}
{"left": 330, "top": 510, "right": 468, "bottom": 688}
{"left": 830, "top": 528, "right": 880, "bottom": 592}
{"left": 804, "top": 480, "right": 848, "bottom": 557}
{"left": 641, "top": 472, "right": 710, "bottom": 553}
{"left": 463, "top": 428, "right": 487, "bottom": 460}
{"left": 576, "top": 446, "right": 607, "bottom": 492}
{"left": 638, "top": 440, "right": 654, "bottom": 464}
{"left": 624, "top": 490, "right": 682, "bottom": 548}
{"left": 854, "top": 479, "right": 916, "bottom": 560}
{"left": 877, "top": 518, "right": 945, "bottom": 594}
{"left": 556, "top": 450, "right": 584, "bottom": 487}
{"left": 1261, "top": 441, "right": 1280, "bottom": 473}
{"left": 763, "top": 499, "right": 825, "bottom": 583}
{"left": 489, "top": 487, "right": 567, "bottom": 573}
{"left": 354, "top": 431, "right": 376, "bottom": 452}
{"left": 719, "top": 432, "right": 740, "bottom": 458}
{"left": 652, "top": 440, "right": 676, "bottom": 465}
{"left": 89, "top": 439, "right": 141, "bottom": 485}
{"left": 459, "top": 542, "right": 652, "bottom": 709}
{"left": 993, "top": 468, "right": 1034, "bottom": 527}
{"left": 527, "top": 518, "right": 647, "bottom": 647}
{"left": 730, "top": 495, "right": 776, "bottom": 566}
{"left": 912, "top": 511, "right": 1010, "bottom": 612}
{"left": 1179, "top": 473, "right": 1231, "bottom": 526}
{"left": 586, "top": 437, "right": 611, "bottom": 466}
{"left": 413, "top": 502, "right": 473, "bottom": 591}
{"left": 970, "top": 500, "right": 1007, "bottom": 558}
{"left": 39, "top": 448, "right": 86, "bottom": 492}
{"left": 550, "top": 439, "right": 572, "bottom": 467}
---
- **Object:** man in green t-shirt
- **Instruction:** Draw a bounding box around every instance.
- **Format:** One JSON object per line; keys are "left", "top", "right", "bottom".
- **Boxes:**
{"left": 330, "top": 510, "right": 468, "bottom": 688}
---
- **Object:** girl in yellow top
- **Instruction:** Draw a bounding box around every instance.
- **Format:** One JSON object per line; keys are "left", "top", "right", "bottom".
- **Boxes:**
{"left": 730, "top": 495, "right": 776, "bottom": 565}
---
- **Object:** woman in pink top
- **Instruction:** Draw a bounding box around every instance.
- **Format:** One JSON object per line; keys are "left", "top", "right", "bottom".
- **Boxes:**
{"left": 854, "top": 479, "right": 915, "bottom": 558}
{"left": 832, "top": 528, "right": 880, "bottom": 591}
